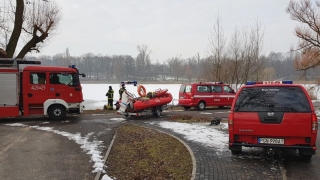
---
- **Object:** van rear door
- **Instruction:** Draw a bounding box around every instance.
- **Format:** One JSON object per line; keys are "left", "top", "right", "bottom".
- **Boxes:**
{"left": 178, "top": 84, "right": 192, "bottom": 106}
{"left": 233, "top": 86, "right": 313, "bottom": 141}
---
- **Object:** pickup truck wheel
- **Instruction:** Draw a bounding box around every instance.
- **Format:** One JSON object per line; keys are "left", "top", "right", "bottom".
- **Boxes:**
{"left": 299, "top": 154, "right": 312, "bottom": 160}
{"left": 299, "top": 149, "right": 314, "bottom": 160}
{"left": 230, "top": 145, "right": 242, "bottom": 154}
{"left": 153, "top": 108, "right": 162, "bottom": 117}
{"left": 299, "top": 151, "right": 313, "bottom": 160}
{"left": 231, "top": 150, "right": 242, "bottom": 154}
{"left": 197, "top": 101, "right": 206, "bottom": 110}
{"left": 48, "top": 105, "right": 66, "bottom": 120}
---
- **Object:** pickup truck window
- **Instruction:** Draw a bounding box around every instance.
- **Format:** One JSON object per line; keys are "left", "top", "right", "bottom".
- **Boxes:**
{"left": 234, "top": 87, "right": 311, "bottom": 112}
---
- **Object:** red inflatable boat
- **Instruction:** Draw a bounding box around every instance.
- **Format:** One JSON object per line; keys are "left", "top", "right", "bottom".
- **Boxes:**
{"left": 133, "top": 89, "right": 173, "bottom": 111}
{"left": 116, "top": 83, "right": 173, "bottom": 117}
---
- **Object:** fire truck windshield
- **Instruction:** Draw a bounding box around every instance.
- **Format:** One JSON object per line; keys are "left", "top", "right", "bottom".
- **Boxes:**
{"left": 49, "top": 73, "right": 80, "bottom": 86}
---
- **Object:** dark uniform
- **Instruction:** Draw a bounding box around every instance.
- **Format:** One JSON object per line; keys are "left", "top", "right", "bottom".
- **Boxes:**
{"left": 106, "top": 86, "right": 114, "bottom": 110}
{"left": 119, "top": 84, "right": 126, "bottom": 100}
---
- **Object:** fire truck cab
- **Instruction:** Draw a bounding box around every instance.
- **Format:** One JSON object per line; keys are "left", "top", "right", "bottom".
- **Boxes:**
{"left": 0, "top": 59, "right": 86, "bottom": 120}
{"left": 178, "top": 82, "right": 236, "bottom": 110}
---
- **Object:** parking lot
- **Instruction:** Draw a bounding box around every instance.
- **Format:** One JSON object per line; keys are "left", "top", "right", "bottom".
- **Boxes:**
{"left": 1, "top": 105, "right": 320, "bottom": 180}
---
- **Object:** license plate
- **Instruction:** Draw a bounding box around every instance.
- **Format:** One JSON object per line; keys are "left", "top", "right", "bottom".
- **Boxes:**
{"left": 258, "top": 138, "right": 284, "bottom": 144}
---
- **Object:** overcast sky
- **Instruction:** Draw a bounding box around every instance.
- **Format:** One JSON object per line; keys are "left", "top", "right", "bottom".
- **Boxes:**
{"left": 34, "top": 0, "right": 298, "bottom": 62}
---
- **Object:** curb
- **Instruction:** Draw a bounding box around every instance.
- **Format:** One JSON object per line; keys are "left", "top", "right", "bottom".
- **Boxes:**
{"left": 94, "top": 130, "right": 118, "bottom": 180}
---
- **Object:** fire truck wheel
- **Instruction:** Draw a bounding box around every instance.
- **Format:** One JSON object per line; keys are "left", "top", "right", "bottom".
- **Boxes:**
{"left": 197, "top": 101, "right": 206, "bottom": 110}
{"left": 48, "top": 105, "right": 67, "bottom": 120}
{"left": 153, "top": 108, "right": 162, "bottom": 117}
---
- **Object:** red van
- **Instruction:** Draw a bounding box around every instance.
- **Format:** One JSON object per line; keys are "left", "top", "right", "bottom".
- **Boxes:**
{"left": 178, "top": 82, "right": 236, "bottom": 110}
{"left": 228, "top": 80, "right": 318, "bottom": 160}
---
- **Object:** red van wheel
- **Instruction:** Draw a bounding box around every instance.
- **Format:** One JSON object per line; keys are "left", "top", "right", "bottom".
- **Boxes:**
{"left": 197, "top": 101, "right": 206, "bottom": 110}
{"left": 184, "top": 106, "right": 191, "bottom": 110}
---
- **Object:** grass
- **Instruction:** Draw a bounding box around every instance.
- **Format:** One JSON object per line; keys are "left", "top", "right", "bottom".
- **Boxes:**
{"left": 105, "top": 124, "right": 193, "bottom": 180}
{"left": 167, "top": 114, "right": 212, "bottom": 123}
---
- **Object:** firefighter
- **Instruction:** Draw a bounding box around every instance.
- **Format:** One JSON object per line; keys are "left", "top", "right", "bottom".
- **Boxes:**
{"left": 119, "top": 84, "right": 126, "bottom": 100}
{"left": 106, "top": 86, "right": 114, "bottom": 110}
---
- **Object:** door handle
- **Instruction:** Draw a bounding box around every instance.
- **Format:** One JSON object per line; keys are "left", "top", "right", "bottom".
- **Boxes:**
{"left": 28, "top": 93, "right": 32, "bottom": 97}
{"left": 56, "top": 93, "right": 60, "bottom": 97}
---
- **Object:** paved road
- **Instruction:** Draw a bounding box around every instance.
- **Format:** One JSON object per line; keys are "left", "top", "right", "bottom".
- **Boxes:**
{"left": 0, "top": 114, "right": 125, "bottom": 180}
{"left": 1, "top": 104, "right": 320, "bottom": 180}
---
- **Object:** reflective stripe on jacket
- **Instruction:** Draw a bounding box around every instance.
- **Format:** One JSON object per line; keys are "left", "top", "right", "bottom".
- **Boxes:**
{"left": 106, "top": 89, "right": 114, "bottom": 99}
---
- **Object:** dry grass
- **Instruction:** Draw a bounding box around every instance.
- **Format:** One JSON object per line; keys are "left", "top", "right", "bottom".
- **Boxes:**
{"left": 105, "top": 124, "right": 192, "bottom": 180}
{"left": 168, "top": 114, "right": 212, "bottom": 123}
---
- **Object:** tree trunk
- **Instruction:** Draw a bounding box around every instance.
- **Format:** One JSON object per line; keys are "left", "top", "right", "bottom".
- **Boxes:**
{"left": 6, "top": 0, "right": 24, "bottom": 58}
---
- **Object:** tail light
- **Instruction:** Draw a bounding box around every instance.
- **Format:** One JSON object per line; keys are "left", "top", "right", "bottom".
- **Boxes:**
{"left": 228, "top": 111, "right": 234, "bottom": 131}
{"left": 312, "top": 112, "right": 318, "bottom": 133}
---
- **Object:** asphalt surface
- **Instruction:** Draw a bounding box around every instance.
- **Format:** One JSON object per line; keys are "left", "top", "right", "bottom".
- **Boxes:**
{"left": 0, "top": 125, "right": 92, "bottom": 180}
{"left": 0, "top": 115, "right": 125, "bottom": 180}
{"left": 1, "top": 104, "right": 320, "bottom": 180}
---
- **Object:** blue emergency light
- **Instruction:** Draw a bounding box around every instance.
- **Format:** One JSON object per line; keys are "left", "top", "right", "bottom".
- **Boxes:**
{"left": 211, "top": 82, "right": 223, "bottom": 84}
{"left": 246, "top": 81, "right": 257, "bottom": 85}
{"left": 246, "top": 80, "right": 293, "bottom": 85}
{"left": 121, "top": 81, "right": 138, "bottom": 86}
{"left": 281, "top": 80, "right": 293, "bottom": 84}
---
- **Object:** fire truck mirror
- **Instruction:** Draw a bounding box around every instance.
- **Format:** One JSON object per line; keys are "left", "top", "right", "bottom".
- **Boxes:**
{"left": 80, "top": 73, "right": 86, "bottom": 78}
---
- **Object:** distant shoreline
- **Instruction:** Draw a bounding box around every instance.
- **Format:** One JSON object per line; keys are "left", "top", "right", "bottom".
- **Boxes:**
{"left": 80, "top": 80, "right": 318, "bottom": 85}
{"left": 81, "top": 80, "right": 185, "bottom": 84}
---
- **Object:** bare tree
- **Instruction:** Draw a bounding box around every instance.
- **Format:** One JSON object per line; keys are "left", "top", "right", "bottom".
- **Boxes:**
{"left": 234, "top": 21, "right": 265, "bottom": 84}
{"left": 167, "top": 56, "right": 183, "bottom": 81}
{"left": 136, "top": 44, "right": 151, "bottom": 80}
{"left": 286, "top": 0, "right": 320, "bottom": 72}
{"left": 0, "top": 0, "right": 61, "bottom": 59}
{"left": 204, "top": 16, "right": 227, "bottom": 81}
{"left": 228, "top": 26, "right": 242, "bottom": 88}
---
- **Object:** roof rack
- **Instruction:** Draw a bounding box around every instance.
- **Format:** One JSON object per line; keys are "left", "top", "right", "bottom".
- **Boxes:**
{"left": 0, "top": 59, "right": 41, "bottom": 67}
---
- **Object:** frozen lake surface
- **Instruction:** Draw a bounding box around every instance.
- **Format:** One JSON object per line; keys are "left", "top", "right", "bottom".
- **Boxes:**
{"left": 82, "top": 83, "right": 320, "bottom": 110}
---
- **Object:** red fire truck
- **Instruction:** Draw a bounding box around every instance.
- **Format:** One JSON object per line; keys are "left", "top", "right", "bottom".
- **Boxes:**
{"left": 0, "top": 59, "right": 86, "bottom": 120}
{"left": 178, "top": 82, "right": 236, "bottom": 110}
